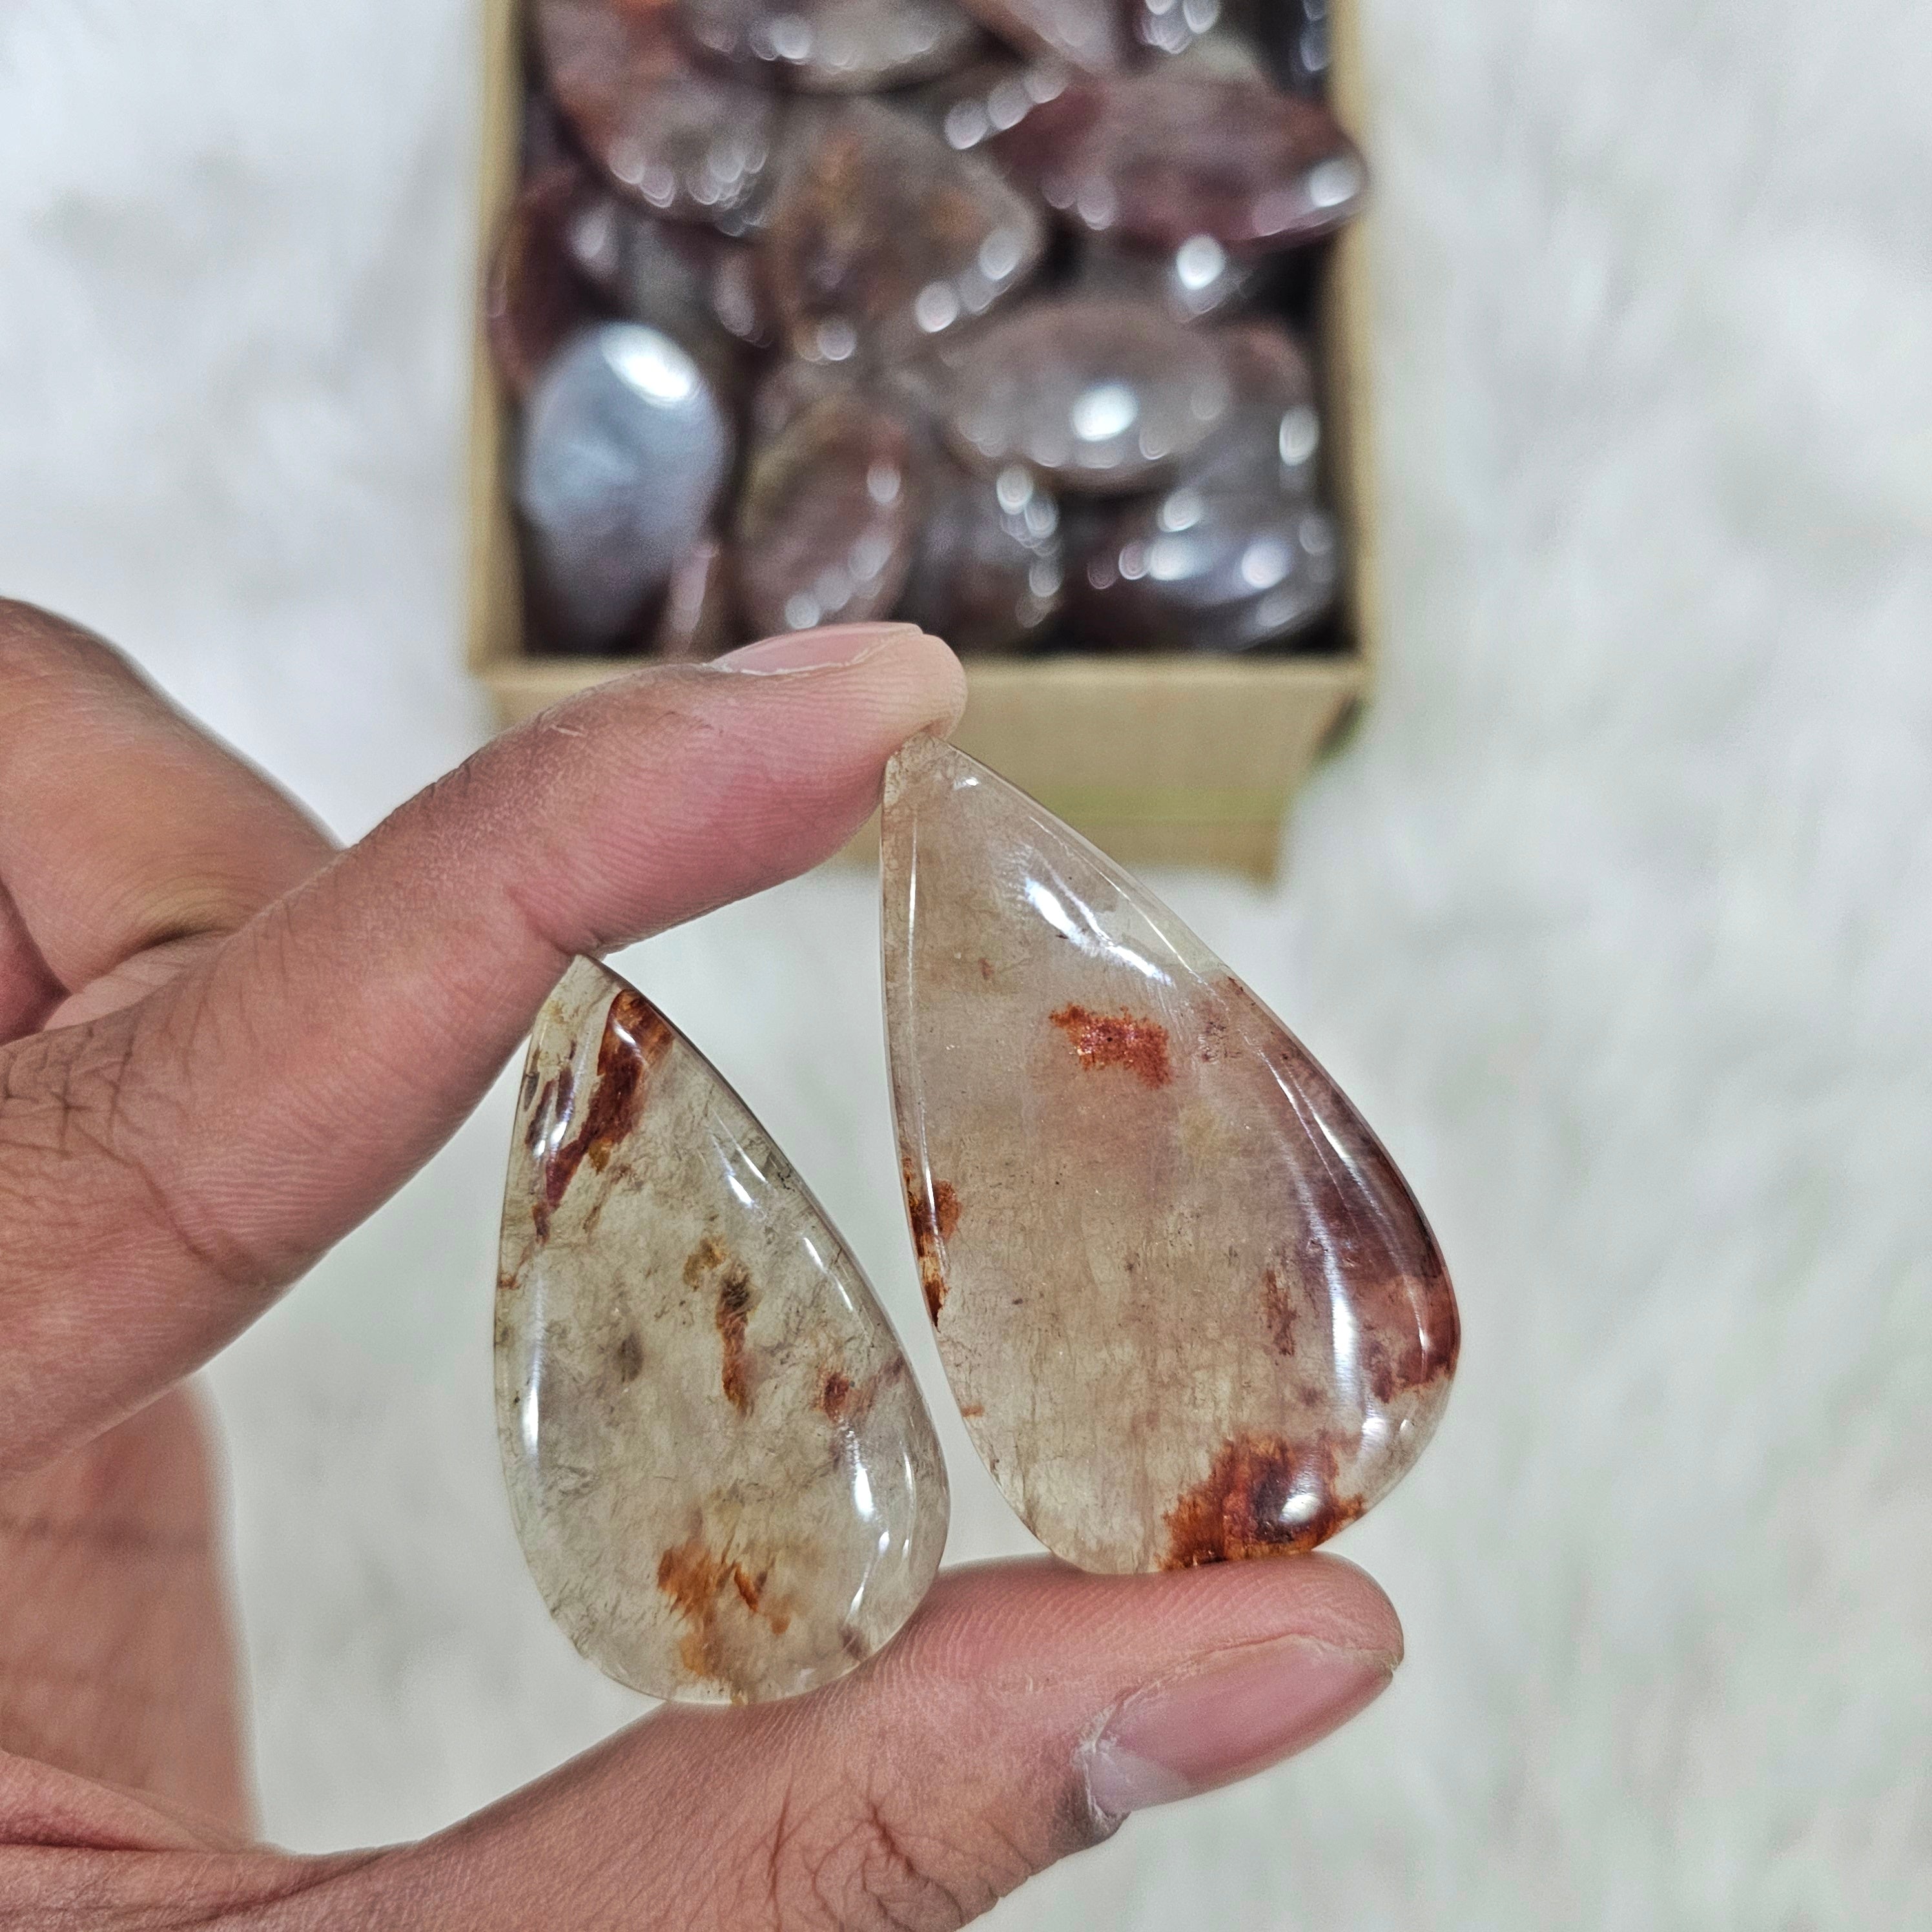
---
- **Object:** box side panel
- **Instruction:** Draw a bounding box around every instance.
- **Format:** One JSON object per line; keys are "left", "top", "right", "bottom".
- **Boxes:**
{"left": 1322, "top": 0, "right": 1382, "bottom": 690}
{"left": 468, "top": 0, "right": 1379, "bottom": 878}
{"left": 466, "top": 0, "right": 526, "bottom": 673}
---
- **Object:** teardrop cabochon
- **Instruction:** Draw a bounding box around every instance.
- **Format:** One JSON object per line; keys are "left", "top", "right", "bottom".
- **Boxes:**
{"left": 882, "top": 737, "right": 1457, "bottom": 1576}
{"left": 498, "top": 958, "right": 949, "bottom": 1703}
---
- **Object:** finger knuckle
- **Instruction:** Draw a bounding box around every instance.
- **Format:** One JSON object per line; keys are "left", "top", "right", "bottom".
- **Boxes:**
{"left": 742, "top": 1773, "right": 1024, "bottom": 1932}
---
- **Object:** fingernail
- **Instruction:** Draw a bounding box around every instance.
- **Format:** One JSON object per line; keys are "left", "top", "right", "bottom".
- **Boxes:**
{"left": 712, "top": 622, "right": 929, "bottom": 675}
{"left": 1083, "top": 1638, "right": 1396, "bottom": 1819}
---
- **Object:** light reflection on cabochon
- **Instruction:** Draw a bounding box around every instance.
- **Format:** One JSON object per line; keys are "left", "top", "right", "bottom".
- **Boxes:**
{"left": 883, "top": 737, "right": 1459, "bottom": 1576}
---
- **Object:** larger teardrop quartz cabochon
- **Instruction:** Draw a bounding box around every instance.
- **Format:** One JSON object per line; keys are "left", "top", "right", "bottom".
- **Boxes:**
{"left": 883, "top": 739, "right": 1457, "bottom": 1574}
{"left": 498, "top": 960, "right": 949, "bottom": 1702}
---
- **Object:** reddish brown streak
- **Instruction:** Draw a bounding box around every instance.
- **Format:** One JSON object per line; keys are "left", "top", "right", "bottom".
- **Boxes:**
{"left": 1049, "top": 1003, "right": 1173, "bottom": 1087}
{"left": 656, "top": 1540, "right": 790, "bottom": 1685}
{"left": 686, "top": 1238, "right": 757, "bottom": 1413}
{"left": 1262, "top": 1267, "right": 1298, "bottom": 1355}
{"left": 905, "top": 1162, "right": 961, "bottom": 1324}
{"left": 1162, "top": 1433, "right": 1362, "bottom": 1568}
{"left": 541, "top": 989, "right": 672, "bottom": 1212}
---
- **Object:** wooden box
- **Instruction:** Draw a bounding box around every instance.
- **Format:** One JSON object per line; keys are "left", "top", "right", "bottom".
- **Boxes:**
{"left": 466, "top": 0, "right": 1380, "bottom": 879}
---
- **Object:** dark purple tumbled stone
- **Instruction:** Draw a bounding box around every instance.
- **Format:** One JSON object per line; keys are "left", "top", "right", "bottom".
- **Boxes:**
{"left": 563, "top": 190, "right": 776, "bottom": 354}
{"left": 518, "top": 323, "right": 735, "bottom": 649}
{"left": 651, "top": 536, "right": 738, "bottom": 658}
{"left": 909, "top": 56, "right": 1072, "bottom": 156}
{"left": 486, "top": 168, "right": 602, "bottom": 398}
{"left": 1123, "top": 0, "right": 1226, "bottom": 61}
{"left": 1074, "top": 233, "right": 1262, "bottom": 324}
{"left": 894, "top": 380, "right": 1064, "bottom": 653}
{"left": 1069, "top": 482, "right": 1340, "bottom": 652}
{"left": 991, "top": 69, "right": 1367, "bottom": 254}
{"left": 1251, "top": 0, "right": 1333, "bottom": 94}
{"left": 957, "top": 0, "right": 1124, "bottom": 72}
{"left": 941, "top": 295, "right": 1231, "bottom": 495}
{"left": 680, "top": 0, "right": 981, "bottom": 92}
{"left": 535, "top": 0, "right": 779, "bottom": 225}
{"left": 734, "top": 391, "right": 921, "bottom": 633}
{"left": 763, "top": 100, "right": 1045, "bottom": 366}
{"left": 1189, "top": 320, "right": 1323, "bottom": 493}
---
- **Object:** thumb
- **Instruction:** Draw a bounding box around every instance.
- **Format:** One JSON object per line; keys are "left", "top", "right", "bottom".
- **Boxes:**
{"left": 340, "top": 1556, "right": 1402, "bottom": 1929}
{"left": 0, "top": 621, "right": 965, "bottom": 1475}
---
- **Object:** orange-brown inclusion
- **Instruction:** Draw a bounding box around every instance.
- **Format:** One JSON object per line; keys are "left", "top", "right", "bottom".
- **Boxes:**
{"left": 540, "top": 989, "right": 673, "bottom": 1217}
{"left": 905, "top": 1162, "right": 961, "bottom": 1324}
{"left": 1162, "top": 1433, "right": 1362, "bottom": 1568}
{"left": 1049, "top": 1003, "right": 1174, "bottom": 1087}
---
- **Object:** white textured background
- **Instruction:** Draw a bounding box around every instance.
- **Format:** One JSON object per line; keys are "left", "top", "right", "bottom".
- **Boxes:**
{"left": 3, "top": 1, "right": 1929, "bottom": 1924}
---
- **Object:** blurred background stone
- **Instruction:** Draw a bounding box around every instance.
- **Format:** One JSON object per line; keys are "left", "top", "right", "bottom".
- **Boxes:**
{"left": 943, "top": 294, "right": 1232, "bottom": 494}
{"left": 515, "top": 321, "right": 733, "bottom": 647}
{"left": 537, "top": 0, "right": 779, "bottom": 223}
{"left": 679, "top": 0, "right": 983, "bottom": 92}
{"left": 733, "top": 387, "right": 920, "bottom": 632}
{"left": 498, "top": 0, "right": 1364, "bottom": 657}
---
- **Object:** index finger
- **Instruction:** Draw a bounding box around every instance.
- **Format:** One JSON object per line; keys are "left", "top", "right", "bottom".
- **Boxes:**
{"left": 0, "top": 604, "right": 337, "bottom": 1001}
{"left": 0, "top": 618, "right": 965, "bottom": 1476}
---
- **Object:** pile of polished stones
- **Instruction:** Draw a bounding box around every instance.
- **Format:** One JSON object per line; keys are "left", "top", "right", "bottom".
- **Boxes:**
{"left": 491, "top": 0, "right": 1367, "bottom": 659}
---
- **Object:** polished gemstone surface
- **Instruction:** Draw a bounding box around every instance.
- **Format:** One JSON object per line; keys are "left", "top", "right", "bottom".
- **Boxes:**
{"left": 1070, "top": 483, "right": 1339, "bottom": 651}
{"left": 1074, "top": 233, "right": 1262, "bottom": 324}
{"left": 487, "top": 168, "right": 599, "bottom": 398}
{"left": 1253, "top": 0, "right": 1333, "bottom": 94}
{"left": 734, "top": 390, "right": 920, "bottom": 633}
{"left": 913, "top": 56, "right": 1070, "bottom": 155}
{"left": 764, "top": 100, "right": 1045, "bottom": 365}
{"left": 517, "top": 323, "right": 734, "bottom": 648}
{"left": 1125, "top": 0, "right": 1225, "bottom": 59}
{"left": 882, "top": 737, "right": 1456, "bottom": 1572}
{"left": 537, "top": 0, "right": 778, "bottom": 224}
{"left": 681, "top": 0, "right": 981, "bottom": 92}
{"left": 499, "top": 959, "right": 949, "bottom": 1702}
{"left": 564, "top": 190, "right": 776, "bottom": 354}
{"left": 1192, "top": 320, "right": 1322, "bottom": 491}
{"left": 943, "top": 295, "right": 1231, "bottom": 493}
{"left": 958, "top": 0, "right": 1124, "bottom": 71}
{"left": 651, "top": 535, "right": 736, "bottom": 657}
{"left": 993, "top": 70, "right": 1368, "bottom": 252}
{"left": 898, "top": 441, "right": 1064, "bottom": 653}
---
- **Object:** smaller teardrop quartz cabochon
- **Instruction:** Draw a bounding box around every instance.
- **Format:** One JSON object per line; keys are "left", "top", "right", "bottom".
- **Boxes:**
{"left": 883, "top": 737, "right": 1458, "bottom": 1574}
{"left": 498, "top": 959, "right": 949, "bottom": 1703}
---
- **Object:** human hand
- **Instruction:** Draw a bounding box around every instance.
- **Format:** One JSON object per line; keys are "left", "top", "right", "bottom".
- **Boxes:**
{"left": 0, "top": 600, "right": 1401, "bottom": 1927}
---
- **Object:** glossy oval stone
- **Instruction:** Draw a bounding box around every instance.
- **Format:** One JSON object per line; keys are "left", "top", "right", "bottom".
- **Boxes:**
{"left": 1069, "top": 485, "right": 1341, "bottom": 652}
{"left": 911, "top": 56, "right": 1071, "bottom": 156}
{"left": 536, "top": 0, "right": 779, "bottom": 224}
{"left": 681, "top": 0, "right": 981, "bottom": 92}
{"left": 764, "top": 100, "right": 1045, "bottom": 366}
{"left": 500, "top": 960, "right": 949, "bottom": 1701}
{"left": 486, "top": 168, "right": 601, "bottom": 398}
{"left": 1252, "top": 0, "right": 1333, "bottom": 94}
{"left": 943, "top": 295, "right": 1231, "bottom": 494}
{"left": 882, "top": 738, "right": 1457, "bottom": 1574}
{"left": 651, "top": 535, "right": 737, "bottom": 658}
{"left": 1074, "top": 232, "right": 1263, "bottom": 325}
{"left": 517, "top": 323, "right": 734, "bottom": 648}
{"left": 1125, "top": 0, "right": 1226, "bottom": 61}
{"left": 899, "top": 446, "right": 1064, "bottom": 653}
{"left": 564, "top": 189, "right": 776, "bottom": 355}
{"left": 734, "top": 391, "right": 920, "bottom": 633}
{"left": 992, "top": 70, "right": 1368, "bottom": 254}
{"left": 958, "top": 0, "right": 1124, "bottom": 71}
{"left": 1131, "top": 1, "right": 1260, "bottom": 71}
{"left": 1192, "top": 320, "right": 1322, "bottom": 491}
